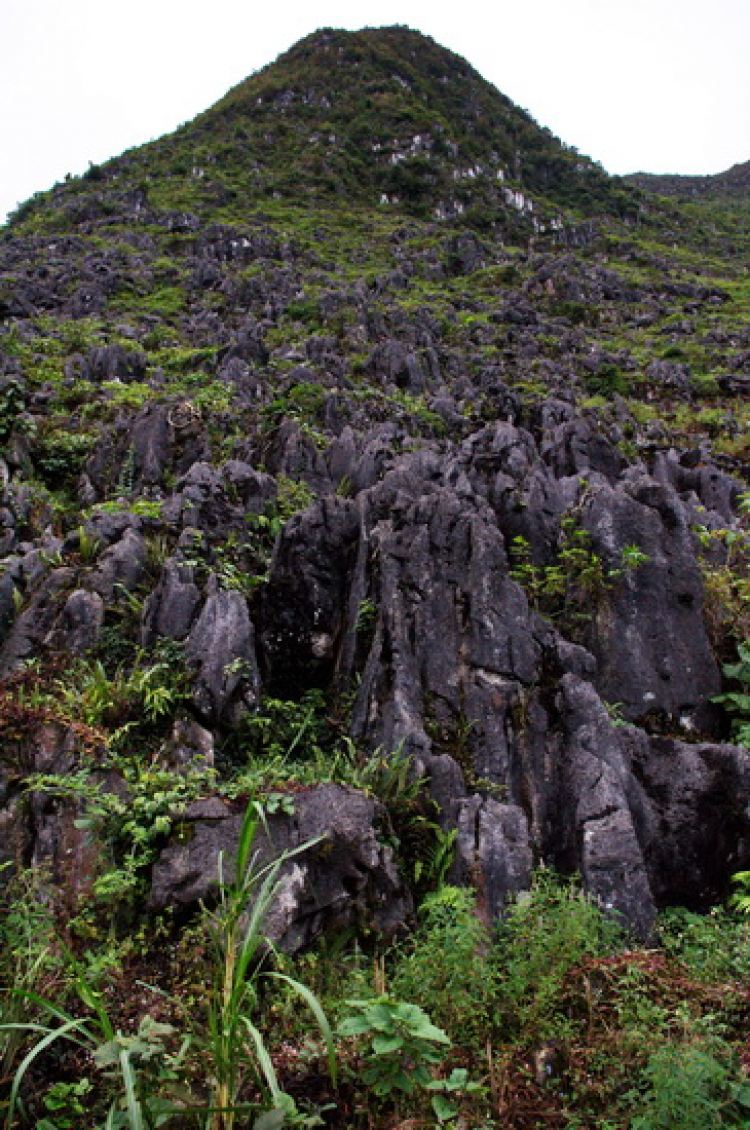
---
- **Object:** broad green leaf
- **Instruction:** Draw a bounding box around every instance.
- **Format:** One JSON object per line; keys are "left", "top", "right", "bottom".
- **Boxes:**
{"left": 372, "top": 1033, "right": 403, "bottom": 1054}
{"left": 431, "top": 1093, "right": 459, "bottom": 1122}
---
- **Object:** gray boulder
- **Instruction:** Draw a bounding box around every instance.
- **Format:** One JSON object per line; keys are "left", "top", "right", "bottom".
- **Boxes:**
{"left": 141, "top": 558, "right": 201, "bottom": 645}
{"left": 60, "top": 588, "right": 104, "bottom": 654}
{"left": 452, "top": 797, "right": 533, "bottom": 925}
{"left": 581, "top": 473, "right": 720, "bottom": 724}
{"left": 150, "top": 784, "right": 412, "bottom": 952}
{"left": 185, "top": 579, "right": 260, "bottom": 725}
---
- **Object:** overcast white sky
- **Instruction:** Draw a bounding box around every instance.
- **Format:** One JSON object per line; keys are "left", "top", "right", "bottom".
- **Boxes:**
{"left": 1, "top": 0, "right": 749, "bottom": 224}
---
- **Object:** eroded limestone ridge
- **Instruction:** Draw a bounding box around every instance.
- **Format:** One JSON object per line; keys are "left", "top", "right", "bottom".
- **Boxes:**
{"left": 1, "top": 26, "right": 749, "bottom": 939}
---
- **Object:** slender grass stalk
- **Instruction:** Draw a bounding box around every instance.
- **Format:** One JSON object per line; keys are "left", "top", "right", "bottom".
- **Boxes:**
{"left": 119, "top": 1047, "right": 144, "bottom": 1130}
{"left": 203, "top": 803, "right": 336, "bottom": 1130}
{"left": 4, "top": 1016, "right": 91, "bottom": 1130}
{"left": 2, "top": 804, "right": 336, "bottom": 1130}
{"left": 265, "top": 973, "right": 337, "bottom": 1087}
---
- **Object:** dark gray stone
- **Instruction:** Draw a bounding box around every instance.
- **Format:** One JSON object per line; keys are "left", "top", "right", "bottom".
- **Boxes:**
{"left": 89, "top": 527, "right": 147, "bottom": 599}
{"left": 149, "top": 784, "right": 412, "bottom": 952}
{"left": 185, "top": 580, "right": 260, "bottom": 725}
{"left": 452, "top": 797, "right": 532, "bottom": 924}
{"left": 61, "top": 588, "right": 104, "bottom": 654}
{"left": 141, "top": 559, "right": 201, "bottom": 645}
{"left": 554, "top": 675, "right": 656, "bottom": 937}
{"left": 581, "top": 474, "right": 720, "bottom": 723}
{"left": 131, "top": 406, "right": 172, "bottom": 487}
{"left": 623, "top": 730, "right": 750, "bottom": 909}
{"left": 0, "top": 568, "right": 76, "bottom": 677}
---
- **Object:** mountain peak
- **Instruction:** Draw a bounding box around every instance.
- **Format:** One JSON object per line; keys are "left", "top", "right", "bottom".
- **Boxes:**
{"left": 5, "top": 26, "right": 641, "bottom": 237}
{"left": 2, "top": 27, "right": 750, "bottom": 1111}
{"left": 66, "top": 23, "right": 631, "bottom": 232}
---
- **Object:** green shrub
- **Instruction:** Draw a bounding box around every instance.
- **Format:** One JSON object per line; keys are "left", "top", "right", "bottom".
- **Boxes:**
{"left": 713, "top": 641, "right": 750, "bottom": 747}
{"left": 0, "top": 869, "right": 62, "bottom": 1088}
{"left": 510, "top": 514, "right": 648, "bottom": 634}
{"left": 493, "top": 870, "right": 623, "bottom": 1043}
{"left": 630, "top": 1041, "right": 749, "bottom": 1130}
{"left": 35, "top": 429, "right": 96, "bottom": 483}
{"left": 390, "top": 885, "right": 494, "bottom": 1050}
{"left": 55, "top": 646, "right": 188, "bottom": 729}
{"left": 28, "top": 760, "right": 215, "bottom": 910}
{"left": 0, "top": 378, "right": 26, "bottom": 442}
{"left": 658, "top": 906, "right": 750, "bottom": 983}
{"left": 338, "top": 996, "right": 450, "bottom": 1100}
{"left": 584, "top": 361, "right": 630, "bottom": 397}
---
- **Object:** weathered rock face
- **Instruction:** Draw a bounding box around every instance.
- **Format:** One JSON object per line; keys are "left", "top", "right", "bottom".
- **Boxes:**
{"left": 1, "top": 388, "right": 747, "bottom": 939}
{"left": 185, "top": 579, "right": 260, "bottom": 726}
{"left": 1, "top": 36, "right": 748, "bottom": 945}
{"left": 580, "top": 474, "right": 720, "bottom": 725}
{"left": 0, "top": 712, "right": 110, "bottom": 906}
{"left": 549, "top": 675, "right": 656, "bottom": 938}
{"left": 0, "top": 567, "right": 77, "bottom": 677}
{"left": 451, "top": 797, "right": 533, "bottom": 927}
{"left": 261, "top": 496, "right": 360, "bottom": 690}
{"left": 623, "top": 732, "right": 750, "bottom": 909}
{"left": 150, "top": 784, "right": 412, "bottom": 952}
{"left": 242, "top": 432, "right": 749, "bottom": 934}
{"left": 60, "top": 588, "right": 105, "bottom": 654}
{"left": 351, "top": 479, "right": 539, "bottom": 760}
{"left": 141, "top": 558, "right": 201, "bottom": 645}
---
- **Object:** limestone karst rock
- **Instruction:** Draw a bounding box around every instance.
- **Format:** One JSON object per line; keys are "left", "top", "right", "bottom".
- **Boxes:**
{"left": 1, "top": 25, "right": 748, "bottom": 937}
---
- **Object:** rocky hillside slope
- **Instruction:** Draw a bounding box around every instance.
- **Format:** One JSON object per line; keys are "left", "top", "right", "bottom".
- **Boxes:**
{"left": 1, "top": 26, "right": 749, "bottom": 946}
{"left": 627, "top": 159, "right": 750, "bottom": 201}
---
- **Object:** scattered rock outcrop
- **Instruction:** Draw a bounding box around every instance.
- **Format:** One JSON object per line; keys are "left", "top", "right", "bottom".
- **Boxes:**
{"left": 1, "top": 399, "right": 748, "bottom": 937}
{"left": 1, "top": 24, "right": 748, "bottom": 943}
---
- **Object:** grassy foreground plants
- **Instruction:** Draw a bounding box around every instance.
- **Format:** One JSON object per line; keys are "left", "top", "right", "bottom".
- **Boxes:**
{"left": 390, "top": 885, "right": 494, "bottom": 1052}
{"left": 6, "top": 851, "right": 750, "bottom": 1127}
{"left": 201, "top": 803, "right": 336, "bottom": 1130}
{"left": 629, "top": 1041, "right": 750, "bottom": 1130}
{"left": 1, "top": 953, "right": 187, "bottom": 1130}
{"left": 493, "top": 869, "right": 624, "bottom": 1045}
{"left": 1, "top": 803, "right": 337, "bottom": 1130}
{"left": 0, "top": 869, "right": 62, "bottom": 1095}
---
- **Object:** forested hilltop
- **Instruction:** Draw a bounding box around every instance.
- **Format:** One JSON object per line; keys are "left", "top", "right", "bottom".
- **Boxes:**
{"left": 1, "top": 25, "right": 750, "bottom": 1129}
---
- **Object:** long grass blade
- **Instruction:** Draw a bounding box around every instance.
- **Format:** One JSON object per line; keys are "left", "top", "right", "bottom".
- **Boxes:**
{"left": 284, "top": 704, "right": 315, "bottom": 759}
{"left": 240, "top": 836, "right": 324, "bottom": 942}
{"left": 9, "top": 989, "right": 79, "bottom": 1030}
{"left": 119, "top": 1046, "right": 144, "bottom": 1130}
{"left": 0, "top": 1021, "right": 54, "bottom": 1036}
{"left": 234, "top": 861, "right": 283, "bottom": 985}
{"left": 266, "top": 972, "right": 337, "bottom": 1087}
{"left": 243, "top": 1019, "right": 283, "bottom": 1105}
{"left": 6, "top": 1017, "right": 89, "bottom": 1130}
{"left": 235, "top": 806, "right": 259, "bottom": 881}
{"left": 73, "top": 969, "right": 115, "bottom": 1042}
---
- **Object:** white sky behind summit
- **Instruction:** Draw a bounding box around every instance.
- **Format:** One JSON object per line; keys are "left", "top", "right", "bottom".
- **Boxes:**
{"left": 1, "top": 0, "right": 749, "bottom": 224}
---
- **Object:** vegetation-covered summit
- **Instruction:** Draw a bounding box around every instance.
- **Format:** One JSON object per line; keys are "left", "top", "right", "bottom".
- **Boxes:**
{"left": 8, "top": 25, "right": 640, "bottom": 235}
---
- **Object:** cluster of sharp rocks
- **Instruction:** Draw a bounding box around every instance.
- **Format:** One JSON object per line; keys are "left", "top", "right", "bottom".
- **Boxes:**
{"left": 1, "top": 26, "right": 749, "bottom": 951}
